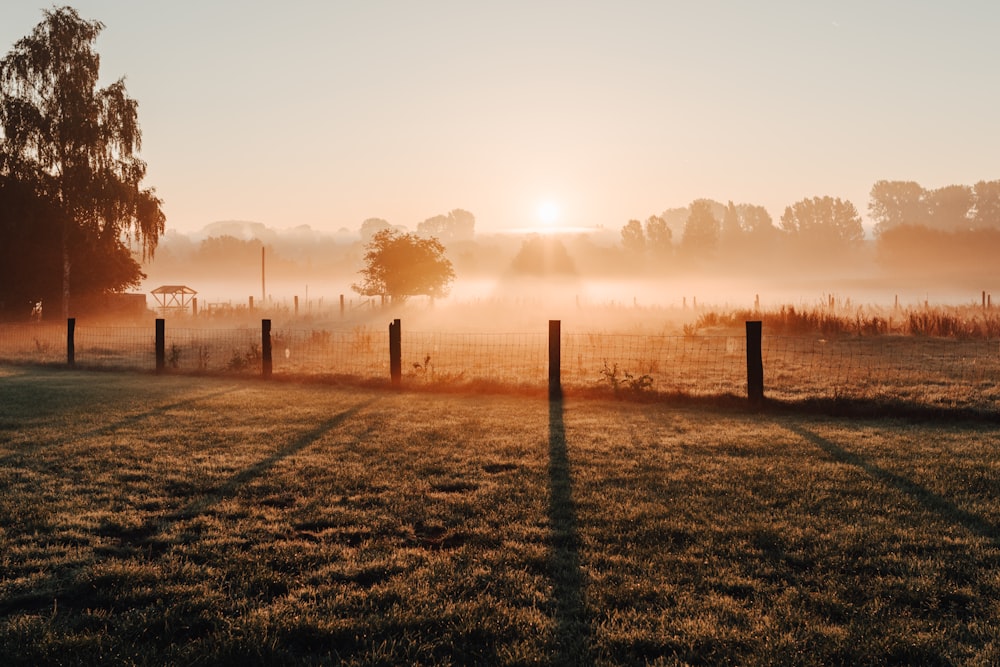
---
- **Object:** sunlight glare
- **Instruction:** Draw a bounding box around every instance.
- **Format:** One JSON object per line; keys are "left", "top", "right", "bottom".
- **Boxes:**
{"left": 536, "top": 200, "right": 560, "bottom": 228}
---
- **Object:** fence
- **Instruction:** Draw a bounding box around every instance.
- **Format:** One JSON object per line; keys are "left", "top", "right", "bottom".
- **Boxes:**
{"left": 1, "top": 318, "right": 998, "bottom": 412}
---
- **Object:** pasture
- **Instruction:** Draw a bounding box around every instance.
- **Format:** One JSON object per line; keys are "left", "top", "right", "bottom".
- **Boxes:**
{"left": 1, "top": 366, "right": 998, "bottom": 665}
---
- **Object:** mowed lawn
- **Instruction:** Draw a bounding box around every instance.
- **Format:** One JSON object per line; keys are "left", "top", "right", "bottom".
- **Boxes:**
{"left": 1, "top": 366, "right": 998, "bottom": 666}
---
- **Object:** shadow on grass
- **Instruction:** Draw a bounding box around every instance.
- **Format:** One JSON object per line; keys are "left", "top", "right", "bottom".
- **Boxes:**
{"left": 0, "top": 397, "right": 380, "bottom": 619}
{"left": 0, "top": 384, "right": 245, "bottom": 465}
{"left": 548, "top": 397, "right": 593, "bottom": 666}
{"left": 170, "top": 397, "right": 380, "bottom": 522}
{"left": 787, "top": 423, "right": 999, "bottom": 545}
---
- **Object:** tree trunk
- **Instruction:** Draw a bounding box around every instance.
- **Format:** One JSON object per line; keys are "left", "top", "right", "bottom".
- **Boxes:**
{"left": 61, "top": 219, "right": 70, "bottom": 319}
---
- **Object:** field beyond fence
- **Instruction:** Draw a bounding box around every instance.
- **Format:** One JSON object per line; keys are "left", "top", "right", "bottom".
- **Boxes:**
{"left": 2, "top": 317, "right": 999, "bottom": 414}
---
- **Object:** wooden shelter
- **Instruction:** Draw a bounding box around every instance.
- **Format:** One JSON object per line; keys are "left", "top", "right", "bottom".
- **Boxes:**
{"left": 150, "top": 285, "right": 197, "bottom": 314}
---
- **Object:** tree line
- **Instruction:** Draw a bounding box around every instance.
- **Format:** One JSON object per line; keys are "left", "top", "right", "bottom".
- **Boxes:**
{"left": 618, "top": 181, "right": 1000, "bottom": 273}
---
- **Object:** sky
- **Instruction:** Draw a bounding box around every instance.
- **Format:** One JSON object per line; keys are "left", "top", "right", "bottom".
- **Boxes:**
{"left": 3, "top": 1, "right": 1000, "bottom": 237}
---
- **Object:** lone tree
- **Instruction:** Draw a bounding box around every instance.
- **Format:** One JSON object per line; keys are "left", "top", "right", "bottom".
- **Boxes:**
{"left": 353, "top": 228, "right": 455, "bottom": 303}
{"left": 0, "top": 6, "right": 164, "bottom": 319}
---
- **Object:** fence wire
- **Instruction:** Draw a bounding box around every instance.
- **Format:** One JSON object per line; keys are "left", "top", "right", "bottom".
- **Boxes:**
{"left": 1, "top": 323, "right": 998, "bottom": 411}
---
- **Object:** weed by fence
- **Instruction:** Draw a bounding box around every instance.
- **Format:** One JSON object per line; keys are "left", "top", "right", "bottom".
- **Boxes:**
{"left": 1, "top": 319, "right": 998, "bottom": 412}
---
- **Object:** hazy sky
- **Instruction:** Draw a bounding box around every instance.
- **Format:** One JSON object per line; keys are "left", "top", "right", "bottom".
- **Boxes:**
{"left": 3, "top": 1, "right": 999, "bottom": 236}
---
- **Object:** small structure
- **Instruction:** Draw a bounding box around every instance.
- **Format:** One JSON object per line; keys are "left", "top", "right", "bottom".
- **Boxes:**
{"left": 151, "top": 285, "right": 197, "bottom": 315}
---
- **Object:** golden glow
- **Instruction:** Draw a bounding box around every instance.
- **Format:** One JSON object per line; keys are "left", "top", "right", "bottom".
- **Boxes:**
{"left": 536, "top": 200, "right": 561, "bottom": 228}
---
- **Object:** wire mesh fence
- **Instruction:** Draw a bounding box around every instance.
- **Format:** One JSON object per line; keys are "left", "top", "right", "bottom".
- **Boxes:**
{"left": 1, "top": 321, "right": 998, "bottom": 412}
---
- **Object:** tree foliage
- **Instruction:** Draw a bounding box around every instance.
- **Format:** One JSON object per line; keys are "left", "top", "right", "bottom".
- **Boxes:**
{"left": 620, "top": 219, "right": 645, "bottom": 254}
{"left": 869, "top": 180, "right": 999, "bottom": 237}
{"left": 353, "top": 229, "right": 455, "bottom": 301}
{"left": 972, "top": 180, "right": 1000, "bottom": 229}
{"left": 877, "top": 224, "right": 1000, "bottom": 279}
{"left": 644, "top": 214, "right": 672, "bottom": 258}
{"left": 509, "top": 236, "right": 577, "bottom": 277}
{"left": 620, "top": 215, "right": 672, "bottom": 263}
{"left": 926, "top": 185, "right": 973, "bottom": 231}
{"left": 720, "top": 202, "right": 778, "bottom": 254}
{"left": 416, "top": 209, "right": 475, "bottom": 244}
{"left": 780, "top": 196, "right": 864, "bottom": 246}
{"left": 0, "top": 6, "right": 164, "bottom": 318}
{"left": 680, "top": 199, "right": 720, "bottom": 258}
{"left": 868, "top": 180, "right": 927, "bottom": 237}
{"left": 359, "top": 218, "right": 391, "bottom": 243}
{"left": 0, "top": 175, "right": 59, "bottom": 317}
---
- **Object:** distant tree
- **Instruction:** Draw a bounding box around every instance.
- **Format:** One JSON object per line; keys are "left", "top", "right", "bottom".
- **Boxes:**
{"left": 359, "top": 218, "right": 391, "bottom": 243}
{"left": 0, "top": 6, "right": 164, "bottom": 318}
{"left": 872, "top": 180, "right": 1000, "bottom": 234}
{"left": 925, "top": 184, "right": 973, "bottom": 231}
{"left": 620, "top": 219, "right": 645, "bottom": 253}
{"left": 353, "top": 229, "right": 454, "bottom": 302}
{"left": 417, "top": 208, "right": 475, "bottom": 244}
{"left": 877, "top": 224, "right": 1000, "bottom": 279}
{"left": 738, "top": 204, "right": 775, "bottom": 237}
{"left": 719, "top": 201, "right": 777, "bottom": 253}
{"left": 680, "top": 199, "right": 720, "bottom": 258}
{"left": 644, "top": 214, "right": 672, "bottom": 258}
{"left": 868, "top": 180, "right": 928, "bottom": 237}
{"left": 659, "top": 206, "right": 690, "bottom": 238}
{"left": 509, "top": 235, "right": 576, "bottom": 276}
{"left": 195, "top": 235, "right": 264, "bottom": 269}
{"left": 780, "top": 196, "right": 864, "bottom": 246}
{"left": 972, "top": 180, "right": 1000, "bottom": 229}
{"left": 721, "top": 201, "right": 742, "bottom": 244}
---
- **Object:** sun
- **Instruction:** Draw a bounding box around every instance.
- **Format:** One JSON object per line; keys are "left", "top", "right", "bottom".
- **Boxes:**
{"left": 536, "top": 200, "right": 561, "bottom": 228}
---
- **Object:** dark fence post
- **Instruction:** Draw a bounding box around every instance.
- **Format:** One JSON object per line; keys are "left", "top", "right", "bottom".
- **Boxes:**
{"left": 549, "top": 319, "right": 562, "bottom": 400}
{"left": 67, "top": 318, "right": 75, "bottom": 367}
{"left": 389, "top": 318, "right": 401, "bottom": 386}
{"left": 746, "top": 320, "right": 763, "bottom": 405}
{"left": 262, "top": 319, "right": 272, "bottom": 379}
{"left": 155, "top": 318, "right": 165, "bottom": 374}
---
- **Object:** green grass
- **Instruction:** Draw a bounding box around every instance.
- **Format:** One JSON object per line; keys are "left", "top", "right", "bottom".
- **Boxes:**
{"left": 1, "top": 366, "right": 998, "bottom": 665}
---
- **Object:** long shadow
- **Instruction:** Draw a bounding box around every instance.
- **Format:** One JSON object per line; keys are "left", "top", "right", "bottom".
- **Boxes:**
{"left": 0, "top": 385, "right": 244, "bottom": 465}
{"left": 548, "top": 398, "right": 593, "bottom": 665}
{"left": 786, "top": 423, "right": 999, "bottom": 545}
{"left": 0, "top": 397, "right": 379, "bottom": 617}
{"left": 168, "top": 398, "right": 380, "bottom": 522}
{"left": 78, "top": 386, "right": 244, "bottom": 439}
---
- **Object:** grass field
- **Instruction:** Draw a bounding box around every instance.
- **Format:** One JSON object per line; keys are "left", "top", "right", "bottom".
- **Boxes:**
{"left": 1, "top": 366, "right": 999, "bottom": 665}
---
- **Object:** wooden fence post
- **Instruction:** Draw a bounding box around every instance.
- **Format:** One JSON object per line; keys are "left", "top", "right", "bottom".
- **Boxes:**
{"left": 340, "top": 294, "right": 345, "bottom": 318}
{"left": 261, "top": 319, "right": 272, "bottom": 379}
{"left": 155, "top": 318, "right": 165, "bottom": 374}
{"left": 549, "top": 319, "right": 562, "bottom": 400}
{"left": 67, "top": 318, "right": 75, "bottom": 367}
{"left": 746, "top": 320, "right": 763, "bottom": 405}
{"left": 389, "top": 318, "right": 401, "bottom": 386}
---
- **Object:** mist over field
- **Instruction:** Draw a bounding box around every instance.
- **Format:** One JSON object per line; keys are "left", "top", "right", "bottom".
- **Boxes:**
{"left": 139, "top": 203, "right": 1000, "bottom": 333}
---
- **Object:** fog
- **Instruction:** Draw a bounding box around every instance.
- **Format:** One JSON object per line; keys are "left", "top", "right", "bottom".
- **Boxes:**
{"left": 138, "top": 211, "right": 1000, "bottom": 334}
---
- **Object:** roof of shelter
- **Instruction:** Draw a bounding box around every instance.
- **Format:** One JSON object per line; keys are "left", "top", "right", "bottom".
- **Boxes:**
{"left": 150, "top": 285, "right": 197, "bottom": 295}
